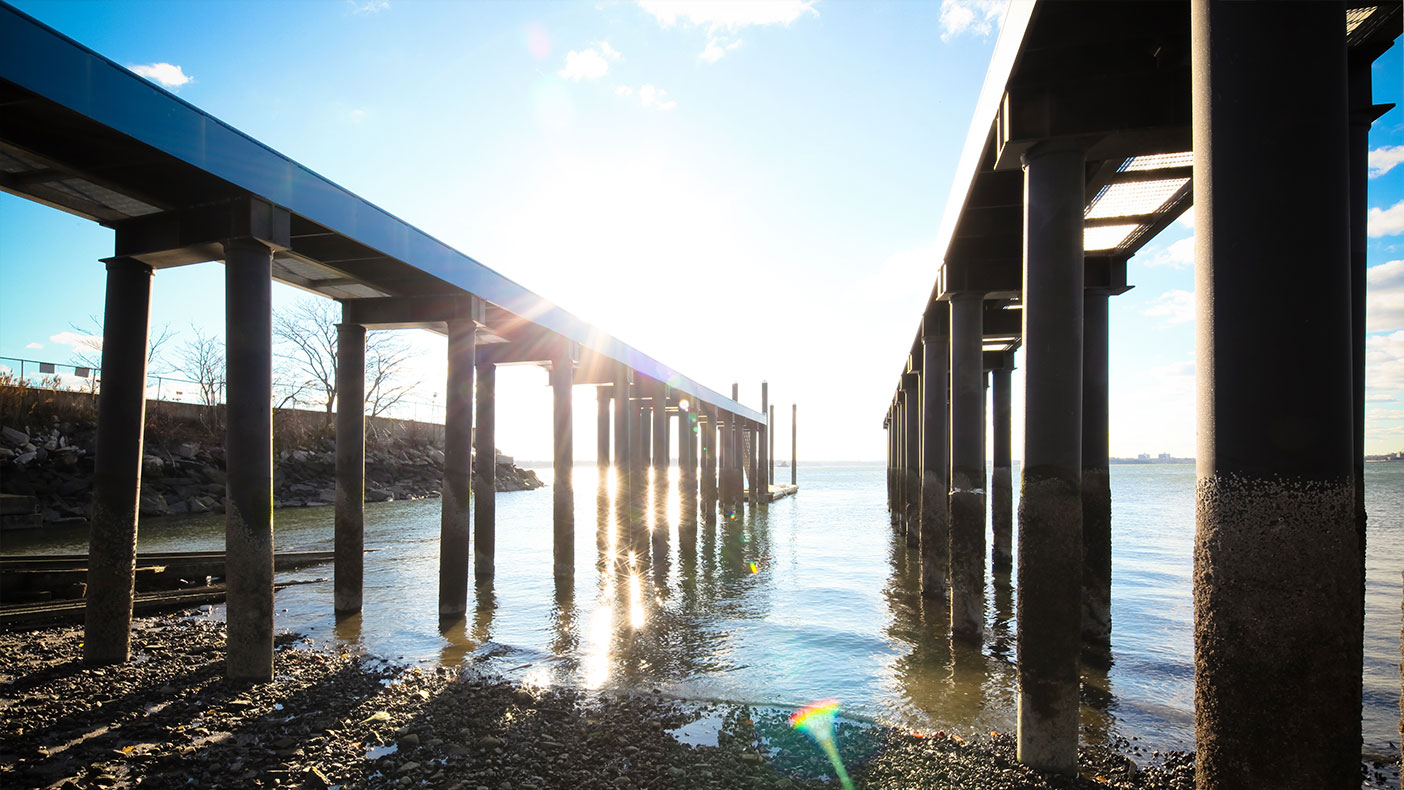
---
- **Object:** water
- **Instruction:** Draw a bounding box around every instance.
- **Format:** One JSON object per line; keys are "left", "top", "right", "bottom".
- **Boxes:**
{"left": 5, "top": 462, "right": 1402, "bottom": 758}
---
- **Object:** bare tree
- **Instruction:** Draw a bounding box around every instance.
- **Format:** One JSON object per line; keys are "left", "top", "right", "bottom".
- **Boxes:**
{"left": 66, "top": 314, "right": 176, "bottom": 391}
{"left": 364, "top": 337, "right": 418, "bottom": 417}
{"left": 273, "top": 297, "right": 419, "bottom": 419}
{"left": 274, "top": 299, "right": 340, "bottom": 418}
{"left": 174, "top": 324, "right": 224, "bottom": 432}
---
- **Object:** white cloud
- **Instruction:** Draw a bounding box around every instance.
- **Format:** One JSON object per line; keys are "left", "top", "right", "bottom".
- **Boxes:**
{"left": 598, "top": 41, "right": 622, "bottom": 62}
{"left": 128, "top": 62, "right": 192, "bottom": 89}
{"left": 617, "top": 84, "right": 678, "bottom": 111}
{"left": 24, "top": 342, "right": 42, "bottom": 350}
{"left": 348, "top": 0, "right": 389, "bottom": 13}
{"left": 1144, "top": 289, "right": 1194, "bottom": 325}
{"left": 1143, "top": 234, "right": 1195, "bottom": 268}
{"left": 638, "top": 84, "right": 677, "bottom": 111}
{"left": 50, "top": 331, "right": 101, "bottom": 352}
{"left": 636, "top": 0, "right": 818, "bottom": 30}
{"left": 1370, "top": 145, "right": 1404, "bottom": 178}
{"left": 938, "top": 0, "right": 1006, "bottom": 40}
{"left": 1368, "top": 260, "right": 1404, "bottom": 333}
{"left": 349, "top": 108, "right": 367, "bottom": 124}
{"left": 1367, "top": 330, "right": 1404, "bottom": 398}
{"left": 1368, "top": 199, "right": 1404, "bottom": 237}
{"left": 700, "top": 37, "right": 743, "bottom": 63}
{"left": 559, "top": 47, "right": 614, "bottom": 81}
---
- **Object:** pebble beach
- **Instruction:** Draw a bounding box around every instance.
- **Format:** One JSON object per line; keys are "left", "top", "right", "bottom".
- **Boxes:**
{"left": 0, "top": 614, "right": 1205, "bottom": 790}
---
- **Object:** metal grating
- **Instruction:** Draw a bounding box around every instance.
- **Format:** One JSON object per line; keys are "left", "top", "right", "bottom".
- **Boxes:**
{"left": 1084, "top": 224, "right": 1139, "bottom": 251}
{"left": 1085, "top": 178, "right": 1190, "bottom": 219}
{"left": 1346, "top": 6, "right": 1376, "bottom": 35}
{"left": 1119, "top": 152, "right": 1194, "bottom": 172}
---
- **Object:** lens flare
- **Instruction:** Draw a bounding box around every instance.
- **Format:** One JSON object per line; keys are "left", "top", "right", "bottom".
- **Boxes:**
{"left": 789, "top": 699, "right": 854, "bottom": 790}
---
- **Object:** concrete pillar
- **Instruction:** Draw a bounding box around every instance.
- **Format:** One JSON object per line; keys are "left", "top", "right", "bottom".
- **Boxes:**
{"left": 652, "top": 380, "right": 669, "bottom": 526}
{"left": 748, "top": 422, "right": 760, "bottom": 507}
{"left": 759, "top": 382, "right": 770, "bottom": 502}
{"left": 903, "top": 373, "right": 920, "bottom": 549}
{"left": 679, "top": 400, "right": 698, "bottom": 528}
{"left": 440, "top": 318, "right": 475, "bottom": 615}
{"left": 1016, "top": 142, "right": 1084, "bottom": 773}
{"left": 949, "top": 292, "right": 986, "bottom": 640}
{"left": 992, "top": 360, "right": 1013, "bottom": 573}
{"left": 223, "top": 237, "right": 275, "bottom": 682}
{"left": 1082, "top": 291, "right": 1111, "bottom": 645}
{"left": 597, "top": 385, "right": 611, "bottom": 478}
{"left": 700, "top": 405, "right": 717, "bottom": 519}
{"left": 334, "top": 322, "right": 366, "bottom": 617}
{"left": 83, "top": 257, "right": 153, "bottom": 665}
{"left": 613, "top": 367, "right": 634, "bottom": 531}
{"left": 768, "top": 404, "right": 775, "bottom": 487}
{"left": 1191, "top": 5, "right": 1356, "bottom": 788}
{"left": 920, "top": 306, "right": 950, "bottom": 599}
{"left": 473, "top": 358, "right": 495, "bottom": 580}
{"left": 886, "top": 411, "right": 894, "bottom": 509}
{"left": 894, "top": 392, "right": 905, "bottom": 527}
{"left": 737, "top": 421, "right": 747, "bottom": 511}
{"left": 551, "top": 353, "right": 574, "bottom": 578}
{"left": 633, "top": 391, "right": 649, "bottom": 524}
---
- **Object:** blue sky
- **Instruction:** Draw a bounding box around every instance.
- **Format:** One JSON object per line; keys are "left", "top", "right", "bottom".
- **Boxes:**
{"left": 0, "top": 0, "right": 1401, "bottom": 461}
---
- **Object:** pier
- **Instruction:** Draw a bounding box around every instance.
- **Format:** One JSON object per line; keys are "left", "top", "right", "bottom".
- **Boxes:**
{"left": 0, "top": 4, "right": 797, "bottom": 682}
{"left": 882, "top": 2, "right": 1399, "bottom": 787}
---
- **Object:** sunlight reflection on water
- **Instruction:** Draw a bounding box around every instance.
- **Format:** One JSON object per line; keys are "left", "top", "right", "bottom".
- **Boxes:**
{"left": 8, "top": 463, "right": 1403, "bottom": 756}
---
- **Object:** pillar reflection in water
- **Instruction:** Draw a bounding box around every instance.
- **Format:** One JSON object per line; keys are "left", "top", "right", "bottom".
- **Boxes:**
{"left": 883, "top": 529, "right": 1016, "bottom": 737}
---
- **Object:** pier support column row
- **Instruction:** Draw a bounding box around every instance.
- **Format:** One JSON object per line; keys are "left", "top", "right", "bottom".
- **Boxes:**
{"left": 1015, "top": 142, "right": 1084, "bottom": 773}
{"left": 948, "top": 292, "right": 985, "bottom": 640}
{"left": 439, "top": 318, "right": 476, "bottom": 618}
{"left": 919, "top": 304, "right": 950, "bottom": 599}
{"left": 84, "top": 257, "right": 154, "bottom": 665}
{"left": 334, "top": 322, "right": 366, "bottom": 617}
{"left": 1191, "top": 5, "right": 1358, "bottom": 789}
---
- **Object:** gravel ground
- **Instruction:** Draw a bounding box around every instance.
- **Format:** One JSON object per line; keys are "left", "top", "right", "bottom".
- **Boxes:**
{"left": 1, "top": 615, "right": 1208, "bottom": 789}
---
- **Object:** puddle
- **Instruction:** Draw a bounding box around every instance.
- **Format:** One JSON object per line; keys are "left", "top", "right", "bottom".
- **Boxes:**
{"left": 667, "top": 714, "right": 724, "bottom": 748}
{"left": 365, "top": 743, "right": 398, "bottom": 761}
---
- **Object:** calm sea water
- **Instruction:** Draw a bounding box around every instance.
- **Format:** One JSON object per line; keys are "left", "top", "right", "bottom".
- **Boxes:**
{"left": 5, "top": 462, "right": 1402, "bottom": 758}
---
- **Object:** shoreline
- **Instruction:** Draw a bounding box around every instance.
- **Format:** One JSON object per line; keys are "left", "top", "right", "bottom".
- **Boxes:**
{"left": 0, "top": 614, "right": 1208, "bottom": 790}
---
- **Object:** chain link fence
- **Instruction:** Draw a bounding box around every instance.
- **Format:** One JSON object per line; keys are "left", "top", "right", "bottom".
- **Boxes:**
{"left": 0, "top": 356, "right": 446, "bottom": 424}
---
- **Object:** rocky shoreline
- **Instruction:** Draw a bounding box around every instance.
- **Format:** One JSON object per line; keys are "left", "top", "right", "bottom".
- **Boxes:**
{"left": 0, "top": 615, "right": 1209, "bottom": 790}
{"left": 0, "top": 421, "right": 543, "bottom": 530}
